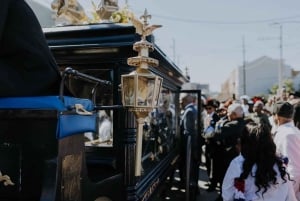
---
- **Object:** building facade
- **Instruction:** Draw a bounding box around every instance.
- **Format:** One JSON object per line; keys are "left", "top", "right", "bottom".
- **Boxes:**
{"left": 220, "top": 56, "right": 300, "bottom": 100}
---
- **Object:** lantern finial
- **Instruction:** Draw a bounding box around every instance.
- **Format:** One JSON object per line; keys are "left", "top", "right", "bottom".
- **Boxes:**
{"left": 140, "top": 9, "right": 151, "bottom": 26}
{"left": 128, "top": 9, "right": 162, "bottom": 41}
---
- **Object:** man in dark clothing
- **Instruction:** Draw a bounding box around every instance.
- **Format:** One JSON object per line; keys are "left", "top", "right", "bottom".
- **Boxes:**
{"left": 249, "top": 100, "right": 271, "bottom": 128}
{"left": 202, "top": 98, "right": 220, "bottom": 191}
{"left": 178, "top": 93, "right": 199, "bottom": 199}
{"left": 206, "top": 114, "right": 228, "bottom": 192}
{"left": 213, "top": 103, "right": 246, "bottom": 201}
{"left": 0, "top": 0, "right": 61, "bottom": 96}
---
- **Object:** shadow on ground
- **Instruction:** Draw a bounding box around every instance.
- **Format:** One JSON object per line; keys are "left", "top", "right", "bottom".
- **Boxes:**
{"left": 155, "top": 165, "right": 220, "bottom": 201}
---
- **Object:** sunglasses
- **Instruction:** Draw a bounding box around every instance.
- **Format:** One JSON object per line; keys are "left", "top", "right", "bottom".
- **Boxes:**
{"left": 206, "top": 107, "right": 213, "bottom": 110}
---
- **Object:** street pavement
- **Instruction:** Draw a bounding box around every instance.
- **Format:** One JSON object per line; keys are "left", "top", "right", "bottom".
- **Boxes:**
{"left": 156, "top": 164, "right": 220, "bottom": 201}
{"left": 197, "top": 165, "right": 220, "bottom": 201}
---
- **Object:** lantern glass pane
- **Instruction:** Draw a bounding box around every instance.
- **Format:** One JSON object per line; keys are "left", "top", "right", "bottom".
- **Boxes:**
{"left": 153, "top": 77, "right": 163, "bottom": 107}
{"left": 137, "top": 76, "right": 155, "bottom": 107}
{"left": 122, "top": 76, "right": 135, "bottom": 106}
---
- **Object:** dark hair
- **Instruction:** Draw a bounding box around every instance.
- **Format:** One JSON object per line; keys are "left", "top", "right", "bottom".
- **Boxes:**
{"left": 293, "top": 102, "right": 300, "bottom": 129}
{"left": 239, "top": 122, "right": 289, "bottom": 195}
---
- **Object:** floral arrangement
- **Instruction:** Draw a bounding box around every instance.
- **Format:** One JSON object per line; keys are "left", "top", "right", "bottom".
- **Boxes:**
{"left": 110, "top": 8, "right": 130, "bottom": 23}
{"left": 234, "top": 178, "right": 245, "bottom": 201}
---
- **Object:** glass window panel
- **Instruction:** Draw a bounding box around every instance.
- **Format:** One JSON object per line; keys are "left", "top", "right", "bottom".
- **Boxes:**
{"left": 141, "top": 88, "right": 176, "bottom": 171}
{"left": 123, "top": 76, "right": 135, "bottom": 106}
{"left": 85, "top": 110, "right": 113, "bottom": 147}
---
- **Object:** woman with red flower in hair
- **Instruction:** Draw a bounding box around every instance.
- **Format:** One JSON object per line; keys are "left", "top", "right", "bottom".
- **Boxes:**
{"left": 222, "top": 122, "right": 296, "bottom": 201}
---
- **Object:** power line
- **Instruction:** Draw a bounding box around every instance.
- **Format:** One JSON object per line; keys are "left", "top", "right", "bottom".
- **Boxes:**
{"left": 137, "top": 13, "right": 300, "bottom": 25}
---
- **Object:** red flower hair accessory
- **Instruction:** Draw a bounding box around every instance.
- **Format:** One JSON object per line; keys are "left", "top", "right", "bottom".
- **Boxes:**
{"left": 234, "top": 178, "right": 245, "bottom": 201}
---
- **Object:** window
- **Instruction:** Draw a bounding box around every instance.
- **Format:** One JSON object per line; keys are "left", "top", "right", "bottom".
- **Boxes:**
{"left": 85, "top": 110, "right": 113, "bottom": 147}
{"left": 141, "top": 88, "right": 176, "bottom": 167}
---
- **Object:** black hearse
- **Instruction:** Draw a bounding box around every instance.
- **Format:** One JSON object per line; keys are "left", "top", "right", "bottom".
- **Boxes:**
{"left": 46, "top": 22, "right": 186, "bottom": 200}
{"left": 0, "top": 21, "right": 202, "bottom": 201}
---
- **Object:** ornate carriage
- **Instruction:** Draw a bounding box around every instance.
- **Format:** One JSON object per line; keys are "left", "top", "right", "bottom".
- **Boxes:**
{"left": 0, "top": 20, "right": 202, "bottom": 201}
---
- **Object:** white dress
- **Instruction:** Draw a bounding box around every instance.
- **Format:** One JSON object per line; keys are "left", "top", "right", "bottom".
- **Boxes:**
{"left": 222, "top": 154, "right": 297, "bottom": 201}
{"left": 274, "top": 121, "right": 300, "bottom": 200}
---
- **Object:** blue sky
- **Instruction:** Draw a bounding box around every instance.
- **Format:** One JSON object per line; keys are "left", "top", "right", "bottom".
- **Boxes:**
{"left": 44, "top": 0, "right": 300, "bottom": 92}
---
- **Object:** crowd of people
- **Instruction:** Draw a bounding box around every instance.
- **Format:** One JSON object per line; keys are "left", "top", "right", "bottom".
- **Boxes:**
{"left": 2, "top": 1, "right": 300, "bottom": 200}
{"left": 178, "top": 90, "right": 300, "bottom": 201}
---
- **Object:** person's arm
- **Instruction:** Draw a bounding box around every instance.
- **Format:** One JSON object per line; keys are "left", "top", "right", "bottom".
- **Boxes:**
{"left": 283, "top": 134, "right": 300, "bottom": 171}
{"left": 0, "top": 0, "right": 10, "bottom": 40}
{"left": 285, "top": 180, "right": 297, "bottom": 201}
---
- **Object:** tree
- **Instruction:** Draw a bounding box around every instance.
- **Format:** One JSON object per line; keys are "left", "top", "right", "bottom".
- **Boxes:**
{"left": 284, "top": 79, "right": 295, "bottom": 94}
{"left": 269, "top": 79, "right": 295, "bottom": 95}
{"left": 269, "top": 84, "right": 278, "bottom": 95}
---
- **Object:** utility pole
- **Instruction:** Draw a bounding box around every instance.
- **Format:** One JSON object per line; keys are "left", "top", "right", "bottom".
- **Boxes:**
{"left": 242, "top": 35, "right": 246, "bottom": 95}
{"left": 177, "top": 55, "right": 180, "bottom": 66}
{"left": 279, "top": 24, "right": 283, "bottom": 91}
{"left": 270, "top": 23, "right": 283, "bottom": 92}
{"left": 171, "top": 38, "right": 176, "bottom": 63}
{"left": 269, "top": 21, "right": 300, "bottom": 96}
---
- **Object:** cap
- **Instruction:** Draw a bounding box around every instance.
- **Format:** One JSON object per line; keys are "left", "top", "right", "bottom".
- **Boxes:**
{"left": 205, "top": 99, "right": 219, "bottom": 108}
{"left": 273, "top": 101, "right": 294, "bottom": 118}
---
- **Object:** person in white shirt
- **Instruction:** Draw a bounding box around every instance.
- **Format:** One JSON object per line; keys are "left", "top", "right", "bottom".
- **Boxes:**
{"left": 240, "top": 96, "right": 250, "bottom": 117}
{"left": 222, "top": 122, "right": 296, "bottom": 201}
{"left": 273, "top": 101, "right": 300, "bottom": 200}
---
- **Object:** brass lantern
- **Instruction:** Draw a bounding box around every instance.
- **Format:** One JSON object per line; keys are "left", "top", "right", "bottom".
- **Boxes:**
{"left": 121, "top": 9, "right": 162, "bottom": 176}
{"left": 122, "top": 71, "right": 162, "bottom": 110}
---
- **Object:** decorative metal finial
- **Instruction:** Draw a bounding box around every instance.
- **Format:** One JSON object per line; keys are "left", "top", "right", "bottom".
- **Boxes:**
{"left": 128, "top": 9, "right": 162, "bottom": 41}
{"left": 140, "top": 9, "right": 151, "bottom": 26}
{"left": 51, "top": 0, "right": 88, "bottom": 24}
